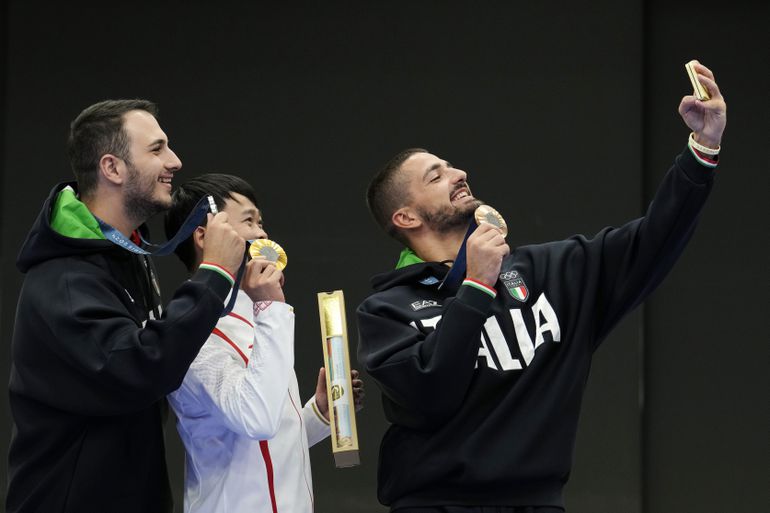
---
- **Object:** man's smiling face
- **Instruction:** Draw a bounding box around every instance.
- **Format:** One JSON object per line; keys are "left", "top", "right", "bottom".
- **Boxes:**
{"left": 400, "top": 151, "right": 482, "bottom": 233}
{"left": 121, "top": 109, "right": 182, "bottom": 221}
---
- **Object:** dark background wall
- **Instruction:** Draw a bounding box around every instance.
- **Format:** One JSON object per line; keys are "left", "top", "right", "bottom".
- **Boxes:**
{"left": 1, "top": 1, "right": 767, "bottom": 512}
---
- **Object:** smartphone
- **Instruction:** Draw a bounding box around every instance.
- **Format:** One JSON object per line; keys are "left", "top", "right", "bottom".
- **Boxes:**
{"left": 685, "top": 62, "right": 710, "bottom": 101}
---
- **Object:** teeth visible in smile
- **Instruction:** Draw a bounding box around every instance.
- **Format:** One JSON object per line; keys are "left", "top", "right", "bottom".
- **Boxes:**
{"left": 452, "top": 190, "right": 469, "bottom": 201}
{"left": 158, "top": 177, "right": 172, "bottom": 184}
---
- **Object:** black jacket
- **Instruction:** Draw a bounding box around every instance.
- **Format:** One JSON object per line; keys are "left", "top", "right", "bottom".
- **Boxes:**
{"left": 6, "top": 182, "right": 232, "bottom": 513}
{"left": 357, "top": 149, "right": 715, "bottom": 509}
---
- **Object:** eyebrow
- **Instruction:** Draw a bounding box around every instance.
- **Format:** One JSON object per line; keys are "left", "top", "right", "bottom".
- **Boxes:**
{"left": 241, "top": 206, "right": 259, "bottom": 218}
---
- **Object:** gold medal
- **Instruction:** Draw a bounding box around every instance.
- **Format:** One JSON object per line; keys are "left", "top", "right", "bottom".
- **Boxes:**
{"left": 474, "top": 205, "right": 508, "bottom": 237}
{"left": 248, "top": 239, "right": 288, "bottom": 270}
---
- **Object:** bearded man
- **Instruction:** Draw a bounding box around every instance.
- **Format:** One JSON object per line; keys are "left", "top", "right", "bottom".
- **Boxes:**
{"left": 357, "top": 61, "right": 726, "bottom": 512}
{"left": 7, "top": 99, "right": 251, "bottom": 513}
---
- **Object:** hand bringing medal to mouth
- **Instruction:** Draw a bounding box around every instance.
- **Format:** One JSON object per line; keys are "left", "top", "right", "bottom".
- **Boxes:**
{"left": 248, "top": 239, "right": 288, "bottom": 270}
{"left": 464, "top": 205, "right": 510, "bottom": 289}
{"left": 242, "top": 239, "right": 289, "bottom": 303}
{"left": 474, "top": 205, "right": 507, "bottom": 237}
{"left": 440, "top": 204, "right": 509, "bottom": 290}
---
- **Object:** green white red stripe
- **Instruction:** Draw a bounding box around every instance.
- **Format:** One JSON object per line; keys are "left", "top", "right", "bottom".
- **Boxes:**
{"left": 199, "top": 261, "right": 235, "bottom": 285}
{"left": 463, "top": 278, "right": 497, "bottom": 298}
{"left": 688, "top": 142, "right": 719, "bottom": 168}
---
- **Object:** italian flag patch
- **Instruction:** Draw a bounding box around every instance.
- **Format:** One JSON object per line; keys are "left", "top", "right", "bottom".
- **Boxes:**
{"left": 509, "top": 285, "right": 528, "bottom": 301}
{"left": 499, "top": 270, "right": 529, "bottom": 303}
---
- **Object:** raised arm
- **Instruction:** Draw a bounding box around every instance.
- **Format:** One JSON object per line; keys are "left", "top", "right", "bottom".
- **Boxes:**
{"left": 589, "top": 60, "right": 727, "bottom": 343}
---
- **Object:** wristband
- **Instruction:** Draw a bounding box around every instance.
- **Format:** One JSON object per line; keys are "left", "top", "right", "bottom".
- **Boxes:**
{"left": 689, "top": 132, "right": 720, "bottom": 155}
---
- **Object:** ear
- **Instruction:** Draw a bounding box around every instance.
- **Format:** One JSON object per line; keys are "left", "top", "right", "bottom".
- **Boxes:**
{"left": 193, "top": 226, "right": 206, "bottom": 253}
{"left": 98, "top": 154, "right": 124, "bottom": 186}
{"left": 392, "top": 206, "right": 422, "bottom": 231}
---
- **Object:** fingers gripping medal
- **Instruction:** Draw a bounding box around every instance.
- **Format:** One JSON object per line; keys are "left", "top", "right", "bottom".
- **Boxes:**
{"left": 474, "top": 205, "right": 508, "bottom": 237}
{"left": 210, "top": 198, "right": 289, "bottom": 270}
{"left": 439, "top": 204, "right": 507, "bottom": 290}
{"left": 248, "top": 239, "right": 288, "bottom": 270}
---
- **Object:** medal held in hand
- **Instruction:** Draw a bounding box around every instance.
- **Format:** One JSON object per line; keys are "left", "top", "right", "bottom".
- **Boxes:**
{"left": 474, "top": 204, "right": 508, "bottom": 237}
{"left": 248, "top": 239, "right": 288, "bottom": 270}
{"left": 439, "top": 204, "right": 508, "bottom": 290}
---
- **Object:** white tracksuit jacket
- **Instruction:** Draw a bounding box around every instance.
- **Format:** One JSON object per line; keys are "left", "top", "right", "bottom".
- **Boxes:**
{"left": 169, "top": 290, "right": 331, "bottom": 513}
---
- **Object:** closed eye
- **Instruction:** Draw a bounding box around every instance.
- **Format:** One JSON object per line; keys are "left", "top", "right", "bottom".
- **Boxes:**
{"left": 148, "top": 139, "right": 167, "bottom": 153}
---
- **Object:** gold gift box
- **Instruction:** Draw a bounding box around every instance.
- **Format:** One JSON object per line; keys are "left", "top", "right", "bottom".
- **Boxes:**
{"left": 317, "top": 290, "right": 360, "bottom": 467}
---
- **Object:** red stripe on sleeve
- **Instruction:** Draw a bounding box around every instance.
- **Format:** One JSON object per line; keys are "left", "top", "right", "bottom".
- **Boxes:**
{"left": 259, "top": 440, "right": 279, "bottom": 513}
{"left": 211, "top": 328, "right": 249, "bottom": 365}
{"left": 227, "top": 311, "right": 254, "bottom": 329}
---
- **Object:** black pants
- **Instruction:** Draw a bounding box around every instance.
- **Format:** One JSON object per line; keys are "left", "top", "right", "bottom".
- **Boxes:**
{"left": 394, "top": 507, "right": 565, "bottom": 513}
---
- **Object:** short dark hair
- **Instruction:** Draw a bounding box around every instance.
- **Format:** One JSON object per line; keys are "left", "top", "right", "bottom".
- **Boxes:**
{"left": 68, "top": 99, "right": 158, "bottom": 198}
{"left": 366, "top": 148, "right": 427, "bottom": 245}
{"left": 165, "top": 173, "right": 259, "bottom": 273}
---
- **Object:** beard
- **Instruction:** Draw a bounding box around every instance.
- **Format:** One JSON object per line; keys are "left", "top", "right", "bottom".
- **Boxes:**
{"left": 417, "top": 198, "right": 483, "bottom": 233}
{"left": 123, "top": 160, "right": 170, "bottom": 224}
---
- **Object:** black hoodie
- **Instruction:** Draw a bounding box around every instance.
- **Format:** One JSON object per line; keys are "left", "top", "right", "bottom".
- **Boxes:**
{"left": 356, "top": 149, "right": 715, "bottom": 509}
{"left": 6, "top": 182, "right": 233, "bottom": 513}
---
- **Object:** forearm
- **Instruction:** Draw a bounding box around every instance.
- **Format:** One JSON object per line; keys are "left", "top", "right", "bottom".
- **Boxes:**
{"left": 32, "top": 267, "right": 232, "bottom": 415}
{"left": 595, "top": 146, "right": 715, "bottom": 338}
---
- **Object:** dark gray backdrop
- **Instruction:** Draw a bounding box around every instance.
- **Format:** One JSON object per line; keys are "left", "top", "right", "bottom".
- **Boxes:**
{"left": 1, "top": 1, "right": 767, "bottom": 512}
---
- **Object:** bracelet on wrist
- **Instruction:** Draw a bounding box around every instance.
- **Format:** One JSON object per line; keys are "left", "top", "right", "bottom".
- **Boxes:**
{"left": 689, "top": 132, "right": 720, "bottom": 155}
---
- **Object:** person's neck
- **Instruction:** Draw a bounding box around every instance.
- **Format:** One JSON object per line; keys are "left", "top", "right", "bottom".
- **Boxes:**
{"left": 409, "top": 225, "right": 469, "bottom": 265}
{"left": 83, "top": 195, "right": 139, "bottom": 238}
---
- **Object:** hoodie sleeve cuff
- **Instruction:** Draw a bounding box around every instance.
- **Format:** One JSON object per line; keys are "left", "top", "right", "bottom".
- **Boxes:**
{"left": 190, "top": 266, "right": 234, "bottom": 303}
{"left": 462, "top": 278, "right": 497, "bottom": 298}
{"left": 456, "top": 280, "right": 496, "bottom": 315}
{"left": 679, "top": 144, "right": 718, "bottom": 185}
{"left": 198, "top": 262, "right": 235, "bottom": 285}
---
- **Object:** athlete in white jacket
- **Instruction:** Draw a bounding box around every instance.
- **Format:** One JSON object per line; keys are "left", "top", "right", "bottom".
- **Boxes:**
{"left": 165, "top": 174, "right": 364, "bottom": 513}
{"left": 170, "top": 290, "right": 330, "bottom": 513}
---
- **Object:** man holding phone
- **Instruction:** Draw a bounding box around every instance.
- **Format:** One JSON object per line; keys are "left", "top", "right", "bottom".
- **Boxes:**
{"left": 357, "top": 61, "right": 726, "bottom": 512}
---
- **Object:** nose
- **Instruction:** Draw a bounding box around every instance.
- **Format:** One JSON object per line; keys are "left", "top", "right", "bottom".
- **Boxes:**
{"left": 450, "top": 167, "right": 467, "bottom": 183}
{"left": 166, "top": 148, "right": 182, "bottom": 171}
{"left": 254, "top": 226, "right": 268, "bottom": 240}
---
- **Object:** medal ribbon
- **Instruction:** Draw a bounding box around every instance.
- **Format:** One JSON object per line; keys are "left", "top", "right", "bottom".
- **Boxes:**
{"left": 438, "top": 222, "right": 477, "bottom": 291}
{"left": 95, "top": 195, "right": 212, "bottom": 256}
{"left": 221, "top": 244, "right": 249, "bottom": 317}
{"left": 97, "top": 195, "right": 247, "bottom": 317}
